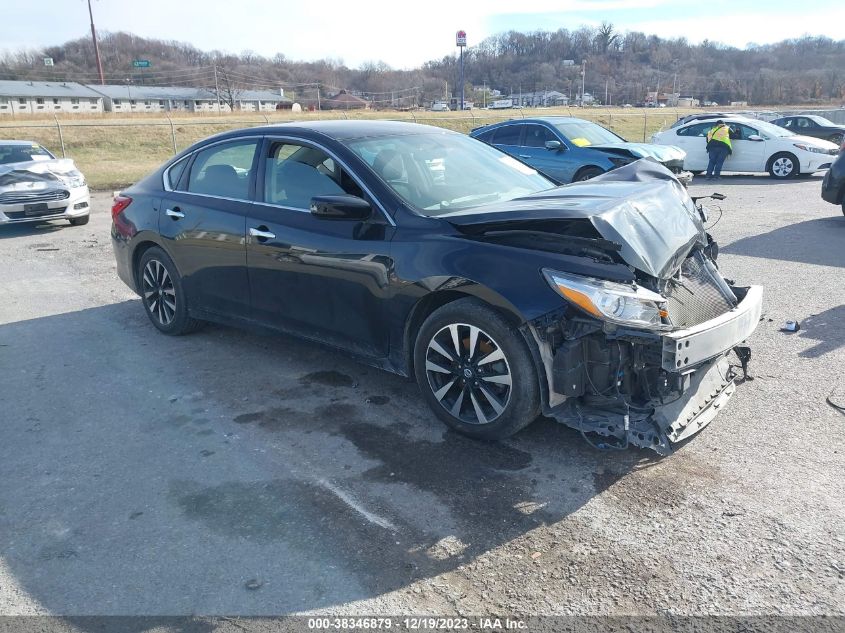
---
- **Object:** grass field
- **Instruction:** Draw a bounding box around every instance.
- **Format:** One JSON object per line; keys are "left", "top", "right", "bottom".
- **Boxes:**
{"left": 1, "top": 106, "right": 707, "bottom": 190}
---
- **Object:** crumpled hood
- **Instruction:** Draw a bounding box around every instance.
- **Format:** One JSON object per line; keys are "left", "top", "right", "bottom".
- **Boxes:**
{"left": 0, "top": 158, "right": 81, "bottom": 190}
{"left": 589, "top": 142, "right": 686, "bottom": 164}
{"left": 443, "top": 160, "right": 706, "bottom": 279}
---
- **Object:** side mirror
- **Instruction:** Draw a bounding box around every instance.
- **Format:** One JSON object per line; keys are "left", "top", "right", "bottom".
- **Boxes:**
{"left": 310, "top": 194, "right": 372, "bottom": 221}
{"left": 747, "top": 135, "right": 764, "bottom": 142}
{"left": 545, "top": 140, "right": 563, "bottom": 151}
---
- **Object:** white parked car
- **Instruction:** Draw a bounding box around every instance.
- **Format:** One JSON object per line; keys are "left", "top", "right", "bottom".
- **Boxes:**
{"left": 652, "top": 117, "right": 840, "bottom": 179}
{"left": 0, "top": 141, "right": 90, "bottom": 226}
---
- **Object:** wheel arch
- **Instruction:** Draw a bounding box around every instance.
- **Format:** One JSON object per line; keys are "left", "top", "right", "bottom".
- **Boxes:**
{"left": 130, "top": 238, "right": 173, "bottom": 292}
{"left": 572, "top": 164, "right": 605, "bottom": 182}
{"left": 766, "top": 151, "right": 800, "bottom": 176}
{"left": 402, "top": 285, "right": 524, "bottom": 377}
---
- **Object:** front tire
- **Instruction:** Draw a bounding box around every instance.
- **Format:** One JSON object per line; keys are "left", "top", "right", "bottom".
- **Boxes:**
{"left": 137, "top": 247, "right": 203, "bottom": 335}
{"left": 768, "top": 153, "right": 799, "bottom": 179}
{"left": 573, "top": 167, "right": 603, "bottom": 182}
{"left": 828, "top": 133, "right": 843, "bottom": 145}
{"left": 413, "top": 298, "right": 540, "bottom": 440}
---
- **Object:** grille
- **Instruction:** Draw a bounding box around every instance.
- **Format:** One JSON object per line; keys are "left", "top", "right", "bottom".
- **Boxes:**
{"left": 664, "top": 252, "right": 736, "bottom": 328}
{"left": 0, "top": 189, "right": 70, "bottom": 205}
{"left": 5, "top": 207, "right": 67, "bottom": 219}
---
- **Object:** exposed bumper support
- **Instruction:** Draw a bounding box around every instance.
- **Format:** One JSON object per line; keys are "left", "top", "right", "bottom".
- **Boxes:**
{"left": 661, "top": 285, "right": 763, "bottom": 372}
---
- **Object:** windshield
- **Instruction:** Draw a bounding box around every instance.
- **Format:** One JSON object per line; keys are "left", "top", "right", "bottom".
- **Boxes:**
{"left": 807, "top": 115, "right": 836, "bottom": 127}
{"left": 345, "top": 132, "right": 554, "bottom": 215}
{"left": 754, "top": 120, "right": 797, "bottom": 138}
{"left": 0, "top": 143, "right": 54, "bottom": 165}
{"left": 554, "top": 120, "right": 624, "bottom": 146}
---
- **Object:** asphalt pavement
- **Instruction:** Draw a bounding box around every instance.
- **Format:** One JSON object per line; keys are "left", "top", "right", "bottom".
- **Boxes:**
{"left": 0, "top": 175, "right": 843, "bottom": 625}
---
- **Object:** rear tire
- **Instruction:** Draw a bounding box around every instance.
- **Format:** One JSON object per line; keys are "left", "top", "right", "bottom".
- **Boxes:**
{"left": 573, "top": 167, "right": 603, "bottom": 182}
{"left": 768, "top": 153, "right": 799, "bottom": 179}
{"left": 137, "top": 247, "right": 203, "bottom": 335}
{"left": 413, "top": 298, "right": 540, "bottom": 440}
{"left": 69, "top": 215, "right": 89, "bottom": 226}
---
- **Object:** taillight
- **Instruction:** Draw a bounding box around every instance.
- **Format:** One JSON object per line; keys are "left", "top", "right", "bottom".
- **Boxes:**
{"left": 111, "top": 195, "right": 132, "bottom": 219}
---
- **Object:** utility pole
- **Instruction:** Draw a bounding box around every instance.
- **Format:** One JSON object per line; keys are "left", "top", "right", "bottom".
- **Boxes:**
{"left": 581, "top": 60, "right": 586, "bottom": 106}
{"left": 87, "top": 0, "right": 105, "bottom": 84}
{"left": 213, "top": 65, "right": 222, "bottom": 112}
{"left": 316, "top": 83, "right": 321, "bottom": 110}
{"left": 605, "top": 79, "right": 608, "bottom": 106}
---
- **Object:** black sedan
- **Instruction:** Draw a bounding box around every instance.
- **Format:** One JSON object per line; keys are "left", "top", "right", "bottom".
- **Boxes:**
{"left": 771, "top": 115, "right": 845, "bottom": 145}
{"left": 821, "top": 140, "right": 845, "bottom": 215}
{"left": 112, "top": 121, "right": 762, "bottom": 454}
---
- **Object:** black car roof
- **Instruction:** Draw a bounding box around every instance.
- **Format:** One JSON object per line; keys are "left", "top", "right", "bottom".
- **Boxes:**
{"left": 215, "top": 119, "right": 459, "bottom": 142}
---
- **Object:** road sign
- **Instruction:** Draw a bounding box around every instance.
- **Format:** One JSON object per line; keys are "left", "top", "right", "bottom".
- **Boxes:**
{"left": 132, "top": 60, "right": 151, "bottom": 68}
{"left": 43, "top": 58, "right": 54, "bottom": 66}
{"left": 456, "top": 30, "right": 466, "bottom": 47}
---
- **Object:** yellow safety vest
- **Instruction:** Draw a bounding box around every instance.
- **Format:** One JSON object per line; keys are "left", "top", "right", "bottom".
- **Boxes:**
{"left": 707, "top": 124, "right": 732, "bottom": 150}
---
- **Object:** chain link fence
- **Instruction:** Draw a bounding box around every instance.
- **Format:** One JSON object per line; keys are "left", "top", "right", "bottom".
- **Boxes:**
{"left": 7, "top": 107, "right": 836, "bottom": 189}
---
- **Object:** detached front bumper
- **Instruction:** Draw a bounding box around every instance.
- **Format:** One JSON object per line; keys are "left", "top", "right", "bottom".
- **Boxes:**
{"left": 0, "top": 186, "right": 90, "bottom": 225}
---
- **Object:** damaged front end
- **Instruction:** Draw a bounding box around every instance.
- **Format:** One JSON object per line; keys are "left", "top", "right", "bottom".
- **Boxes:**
{"left": 528, "top": 271, "right": 761, "bottom": 455}
{"left": 522, "top": 162, "right": 762, "bottom": 454}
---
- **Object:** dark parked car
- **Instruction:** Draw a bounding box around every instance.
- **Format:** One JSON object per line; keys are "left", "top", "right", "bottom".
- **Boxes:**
{"left": 771, "top": 115, "right": 845, "bottom": 145}
{"left": 470, "top": 117, "right": 690, "bottom": 184}
{"left": 112, "top": 121, "right": 761, "bottom": 454}
{"left": 821, "top": 139, "right": 845, "bottom": 215}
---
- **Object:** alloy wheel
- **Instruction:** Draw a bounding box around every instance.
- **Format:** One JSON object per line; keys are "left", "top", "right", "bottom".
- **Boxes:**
{"left": 424, "top": 323, "right": 512, "bottom": 425}
{"left": 142, "top": 259, "right": 176, "bottom": 326}
{"left": 772, "top": 157, "right": 795, "bottom": 177}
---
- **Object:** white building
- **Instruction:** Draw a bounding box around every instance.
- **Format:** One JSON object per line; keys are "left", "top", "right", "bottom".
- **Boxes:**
{"left": 87, "top": 85, "right": 290, "bottom": 113}
{"left": 507, "top": 90, "right": 568, "bottom": 107}
{"left": 0, "top": 80, "right": 103, "bottom": 115}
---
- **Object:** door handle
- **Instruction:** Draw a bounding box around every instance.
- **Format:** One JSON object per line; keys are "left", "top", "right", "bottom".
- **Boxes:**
{"left": 518, "top": 154, "right": 531, "bottom": 158}
{"left": 165, "top": 207, "right": 184, "bottom": 219}
{"left": 249, "top": 226, "right": 276, "bottom": 240}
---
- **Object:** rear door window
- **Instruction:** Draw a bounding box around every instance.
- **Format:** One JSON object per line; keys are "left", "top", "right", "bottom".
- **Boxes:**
{"left": 678, "top": 122, "right": 712, "bottom": 137}
{"left": 187, "top": 139, "right": 259, "bottom": 200}
{"left": 492, "top": 125, "right": 523, "bottom": 146}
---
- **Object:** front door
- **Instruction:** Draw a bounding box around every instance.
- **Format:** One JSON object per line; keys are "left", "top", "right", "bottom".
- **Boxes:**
{"left": 159, "top": 138, "right": 259, "bottom": 317}
{"left": 245, "top": 138, "right": 395, "bottom": 358}
{"left": 518, "top": 124, "right": 575, "bottom": 182}
{"left": 727, "top": 123, "right": 769, "bottom": 172}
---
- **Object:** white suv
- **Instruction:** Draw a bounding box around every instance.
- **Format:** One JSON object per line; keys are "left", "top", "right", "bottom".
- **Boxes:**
{"left": 652, "top": 117, "right": 839, "bottom": 179}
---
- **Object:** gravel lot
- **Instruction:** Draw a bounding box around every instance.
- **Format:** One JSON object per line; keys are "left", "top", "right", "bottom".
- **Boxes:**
{"left": 0, "top": 175, "right": 843, "bottom": 624}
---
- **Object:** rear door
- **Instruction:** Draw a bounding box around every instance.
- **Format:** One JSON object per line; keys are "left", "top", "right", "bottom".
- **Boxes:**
{"left": 673, "top": 122, "right": 712, "bottom": 171}
{"left": 489, "top": 123, "right": 524, "bottom": 160}
{"left": 159, "top": 137, "right": 259, "bottom": 317}
{"left": 245, "top": 137, "right": 395, "bottom": 358}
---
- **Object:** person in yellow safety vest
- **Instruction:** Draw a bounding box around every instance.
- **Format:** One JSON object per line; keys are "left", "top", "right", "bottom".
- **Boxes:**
{"left": 705, "top": 120, "right": 733, "bottom": 180}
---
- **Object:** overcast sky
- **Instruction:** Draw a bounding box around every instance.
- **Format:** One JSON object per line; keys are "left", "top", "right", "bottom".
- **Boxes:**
{"left": 2, "top": 0, "right": 843, "bottom": 69}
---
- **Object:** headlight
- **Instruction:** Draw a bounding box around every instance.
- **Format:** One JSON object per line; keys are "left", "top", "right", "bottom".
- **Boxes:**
{"left": 793, "top": 143, "right": 827, "bottom": 155}
{"left": 60, "top": 170, "right": 86, "bottom": 188}
{"left": 543, "top": 269, "right": 671, "bottom": 330}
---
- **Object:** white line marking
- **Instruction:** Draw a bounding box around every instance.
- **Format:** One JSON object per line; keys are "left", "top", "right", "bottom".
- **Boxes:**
{"left": 317, "top": 479, "right": 397, "bottom": 532}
